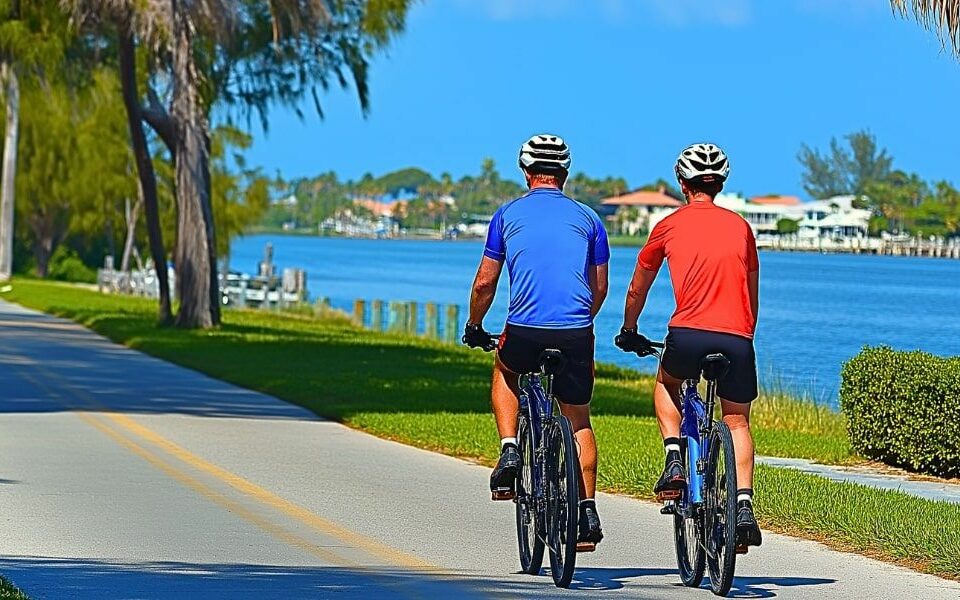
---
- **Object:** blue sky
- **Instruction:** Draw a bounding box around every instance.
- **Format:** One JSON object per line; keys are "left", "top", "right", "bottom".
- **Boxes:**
{"left": 242, "top": 0, "right": 960, "bottom": 198}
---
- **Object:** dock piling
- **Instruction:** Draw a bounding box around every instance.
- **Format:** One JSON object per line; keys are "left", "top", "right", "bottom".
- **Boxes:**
{"left": 425, "top": 303, "right": 439, "bottom": 339}
{"left": 371, "top": 300, "right": 384, "bottom": 331}
{"left": 353, "top": 299, "right": 366, "bottom": 325}
{"left": 445, "top": 304, "right": 460, "bottom": 344}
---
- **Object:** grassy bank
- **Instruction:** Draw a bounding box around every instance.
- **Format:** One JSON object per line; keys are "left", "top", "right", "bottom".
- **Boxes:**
{"left": 607, "top": 234, "right": 648, "bottom": 247}
{"left": 3, "top": 279, "right": 960, "bottom": 579}
{"left": 0, "top": 577, "right": 28, "bottom": 600}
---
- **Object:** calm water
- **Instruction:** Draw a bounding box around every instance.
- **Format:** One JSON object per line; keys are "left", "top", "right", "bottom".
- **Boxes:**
{"left": 231, "top": 234, "right": 960, "bottom": 405}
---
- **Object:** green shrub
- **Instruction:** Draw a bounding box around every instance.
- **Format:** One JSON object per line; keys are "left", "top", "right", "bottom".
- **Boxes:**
{"left": 841, "top": 346, "right": 960, "bottom": 477}
{"left": 47, "top": 246, "right": 96, "bottom": 283}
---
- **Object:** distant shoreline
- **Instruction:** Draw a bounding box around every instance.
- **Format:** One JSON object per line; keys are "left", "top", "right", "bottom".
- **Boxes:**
{"left": 239, "top": 229, "right": 960, "bottom": 259}
{"left": 242, "top": 228, "right": 649, "bottom": 247}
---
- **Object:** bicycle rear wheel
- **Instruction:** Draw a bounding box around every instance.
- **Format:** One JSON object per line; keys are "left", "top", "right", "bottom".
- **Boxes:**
{"left": 516, "top": 415, "right": 545, "bottom": 575}
{"left": 705, "top": 421, "right": 738, "bottom": 596}
{"left": 673, "top": 442, "right": 705, "bottom": 587}
{"left": 546, "top": 415, "right": 579, "bottom": 588}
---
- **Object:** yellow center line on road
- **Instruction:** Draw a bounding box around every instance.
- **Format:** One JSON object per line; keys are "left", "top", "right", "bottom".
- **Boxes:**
{"left": 11, "top": 361, "right": 448, "bottom": 600}
{"left": 20, "top": 354, "right": 439, "bottom": 572}
{"left": 12, "top": 365, "right": 343, "bottom": 565}
{"left": 76, "top": 412, "right": 351, "bottom": 566}
{"left": 104, "top": 412, "right": 436, "bottom": 571}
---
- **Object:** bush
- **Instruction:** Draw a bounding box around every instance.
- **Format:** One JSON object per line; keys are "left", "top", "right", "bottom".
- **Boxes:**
{"left": 47, "top": 246, "right": 97, "bottom": 283}
{"left": 776, "top": 217, "right": 799, "bottom": 235}
{"left": 840, "top": 346, "right": 960, "bottom": 477}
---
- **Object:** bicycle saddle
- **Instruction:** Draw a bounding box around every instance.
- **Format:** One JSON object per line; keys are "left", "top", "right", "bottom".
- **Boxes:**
{"left": 700, "top": 353, "right": 730, "bottom": 381}
{"left": 539, "top": 349, "right": 566, "bottom": 376}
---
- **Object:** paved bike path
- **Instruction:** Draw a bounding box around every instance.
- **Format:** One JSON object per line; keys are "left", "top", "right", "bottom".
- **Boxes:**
{"left": 1, "top": 299, "right": 958, "bottom": 599}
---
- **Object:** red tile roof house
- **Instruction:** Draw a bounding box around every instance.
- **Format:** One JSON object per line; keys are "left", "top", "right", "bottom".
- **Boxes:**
{"left": 600, "top": 188, "right": 682, "bottom": 236}
{"left": 749, "top": 195, "right": 802, "bottom": 206}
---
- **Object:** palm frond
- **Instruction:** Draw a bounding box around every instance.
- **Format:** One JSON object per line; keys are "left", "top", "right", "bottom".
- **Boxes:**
{"left": 891, "top": 0, "right": 960, "bottom": 57}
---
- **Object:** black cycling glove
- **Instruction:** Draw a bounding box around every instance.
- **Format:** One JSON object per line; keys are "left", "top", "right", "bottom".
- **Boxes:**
{"left": 615, "top": 327, "right": 658, "bottom": 357}
{"left": 462, "top": 323, "right": 497, "bottom": 351}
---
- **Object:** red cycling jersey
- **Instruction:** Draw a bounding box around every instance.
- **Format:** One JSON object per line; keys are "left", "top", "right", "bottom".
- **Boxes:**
{"left": 637, "top": 201, "right": 759, "bottom": 339}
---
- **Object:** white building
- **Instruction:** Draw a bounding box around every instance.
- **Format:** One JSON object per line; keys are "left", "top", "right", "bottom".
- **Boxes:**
{"left": 715, "top": 194, "right": 805, "bottom": 234}
{"left": 797, "top": 196, "right": 871, "bottom": 239}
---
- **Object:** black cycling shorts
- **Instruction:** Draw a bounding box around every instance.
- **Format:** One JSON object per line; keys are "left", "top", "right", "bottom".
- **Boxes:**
{"left": 661, "top": 327, "right": 758, "bottom": 404}
{"left": 497, "top": 324, "right": 595, "bottom": 406}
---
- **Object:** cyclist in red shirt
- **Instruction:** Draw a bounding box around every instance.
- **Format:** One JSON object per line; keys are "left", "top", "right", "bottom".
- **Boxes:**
{"left": 616, "top": 143, "right": 762, "bottom": 549}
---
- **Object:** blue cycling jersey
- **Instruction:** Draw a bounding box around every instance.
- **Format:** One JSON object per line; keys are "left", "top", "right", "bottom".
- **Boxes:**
{"left": 483, "top": 187, "right": 610, "bottom": 329}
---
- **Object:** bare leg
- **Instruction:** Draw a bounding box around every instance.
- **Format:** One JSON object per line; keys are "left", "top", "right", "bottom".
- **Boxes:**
{"left": 654, "top": 366, "right": 684, "bottom": 440}
{"left": 720, "top": 398, "right": 754, "bottom": 490}
{"left": 491, "top": 356, "right": 521, "bottom": 439}
{"left": 558, "top": 402, "right": 596, "bottom": 499}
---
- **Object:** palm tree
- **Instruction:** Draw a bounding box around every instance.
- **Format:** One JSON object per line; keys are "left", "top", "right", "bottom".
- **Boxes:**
{"left": 65, "top": 0, "right": 412, "bottom": 328}
{"left": 891, "top": 1, "right": 960, "bottom": 57}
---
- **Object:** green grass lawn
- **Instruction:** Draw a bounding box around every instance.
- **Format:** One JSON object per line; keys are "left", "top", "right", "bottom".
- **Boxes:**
{"left": 3, "top": 279, "right": 960, "bottom": 580}
{"left": 607, "top": 234, "right": 649, "bottom": 247}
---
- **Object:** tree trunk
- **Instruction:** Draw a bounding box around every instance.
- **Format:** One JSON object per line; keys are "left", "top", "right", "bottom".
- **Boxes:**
{"left": 117, "top": 27, "right": 172, "bottom": 324}
{"left": 171, "top": 1, "right": 219, "bottom": 328}
{"left": 0, "top": 63, "right": 19, "bottom": 282}
{"left": 33, "top": 236, "right": 52, "bottom": 278}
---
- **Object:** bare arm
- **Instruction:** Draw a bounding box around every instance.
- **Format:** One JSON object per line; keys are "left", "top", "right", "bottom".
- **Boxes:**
{"left": 589, "top": 263, "right": 609, "bottom": 318}
{"left": 748, "top": 269, "right": 759, "bottom": 325}
{"left": 622, "top": 264, "right": 658, "bottom": 330}
{"left": 468, "top": 256, "right": 503, "bottom": 326}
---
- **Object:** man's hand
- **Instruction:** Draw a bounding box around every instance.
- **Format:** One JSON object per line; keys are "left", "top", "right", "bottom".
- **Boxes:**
{"left": 614, "top": 327, "right": 659, "bottom": 357}
{"left": 462, "top": 323, "right": 497, "bottom": 352}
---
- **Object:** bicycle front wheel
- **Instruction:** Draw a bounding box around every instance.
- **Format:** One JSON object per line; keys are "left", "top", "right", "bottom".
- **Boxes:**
{"left": 516, "top": 415, "right": 545, "bottom": 575}
{"left": 705, "top": 421, "right": 738, "bottom": 596}
{"left": 546, "top": 415, "right": 579, "bottom": 588}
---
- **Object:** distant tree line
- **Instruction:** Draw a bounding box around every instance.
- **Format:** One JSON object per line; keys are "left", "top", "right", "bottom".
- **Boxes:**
{"left": 799, "top": 130, "right": 960, "bottom": 237}
{"left": 265, "top": 159, "right": 638, "bottom": 232}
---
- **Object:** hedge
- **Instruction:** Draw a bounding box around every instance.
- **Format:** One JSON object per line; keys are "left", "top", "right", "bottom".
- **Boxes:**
{"left": 840, "top": 346, "right": 960, "bottom": 477}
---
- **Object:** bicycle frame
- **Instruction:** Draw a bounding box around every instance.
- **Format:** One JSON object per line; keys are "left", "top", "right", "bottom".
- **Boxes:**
{"left": 519, "top": 371, "right": 556, "bottom": 511}
{"left": 679, "top": 377, "right": 719, "bottom": 507}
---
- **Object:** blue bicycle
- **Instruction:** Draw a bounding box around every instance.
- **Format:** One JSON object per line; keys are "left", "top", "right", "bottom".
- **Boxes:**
{"left": 619, "top": 337, "right": 739, "bottom": 597}
{"left": 481, "top": 344, "right": 581, "bottom": 588}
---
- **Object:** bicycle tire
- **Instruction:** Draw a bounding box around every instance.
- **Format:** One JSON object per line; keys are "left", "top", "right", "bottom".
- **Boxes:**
{"left": 546, "top": 415, "right": 579, "bottom": 588}
{"left": 516, "top": 415, "right": 545, "bottom": 575}
{"left": 673, "top": 441, "right": 705, "bottom": 587}
{"left": 705, "top": 421, "right": 738, "bottom": 596}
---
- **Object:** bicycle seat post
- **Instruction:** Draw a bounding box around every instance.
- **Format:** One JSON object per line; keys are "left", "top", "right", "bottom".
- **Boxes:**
{"left": 699, "top": 353, "right": 730, "bottom": 432}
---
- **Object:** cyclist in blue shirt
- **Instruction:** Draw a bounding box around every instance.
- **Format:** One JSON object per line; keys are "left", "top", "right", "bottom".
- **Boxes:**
{"left": 463, "top": 134, "right": 610, "bottom": 547}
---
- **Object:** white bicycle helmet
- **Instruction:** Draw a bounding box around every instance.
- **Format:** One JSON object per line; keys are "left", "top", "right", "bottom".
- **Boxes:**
{"left": 518, "top": 134, "right": 571, "bottom": 173}
{"left": 675, "top": 143, "right": 730, "bottom": 182}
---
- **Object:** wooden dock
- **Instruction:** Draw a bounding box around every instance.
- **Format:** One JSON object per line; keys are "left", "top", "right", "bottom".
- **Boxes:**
{"left": 758, "top": 237, "right": 960, "bottom": 258}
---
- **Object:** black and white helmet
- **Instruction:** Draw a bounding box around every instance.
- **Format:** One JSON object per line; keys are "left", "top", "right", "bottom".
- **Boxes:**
{"left": 675, "top": 143, "right": 730, "bottom": 183}
{"left": 518, "top": 134, "right": 571, "bottom": 173}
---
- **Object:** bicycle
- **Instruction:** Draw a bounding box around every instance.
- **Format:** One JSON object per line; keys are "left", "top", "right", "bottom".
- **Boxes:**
{"left": 477, "top": 339, "right": 582, "bottom": 589}
{"left": 617, "top": 335, "right": 740, "bottom": 597}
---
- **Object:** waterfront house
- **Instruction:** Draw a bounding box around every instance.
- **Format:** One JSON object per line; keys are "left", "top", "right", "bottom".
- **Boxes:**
{"left": 715, "top": 194, "right": 805, "bottom": 234}
{"left": 600, "top": 187, "right": 683, "bottom": 235}
{"left": 798, "top": 196, "right": 871, "bottom": 239}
